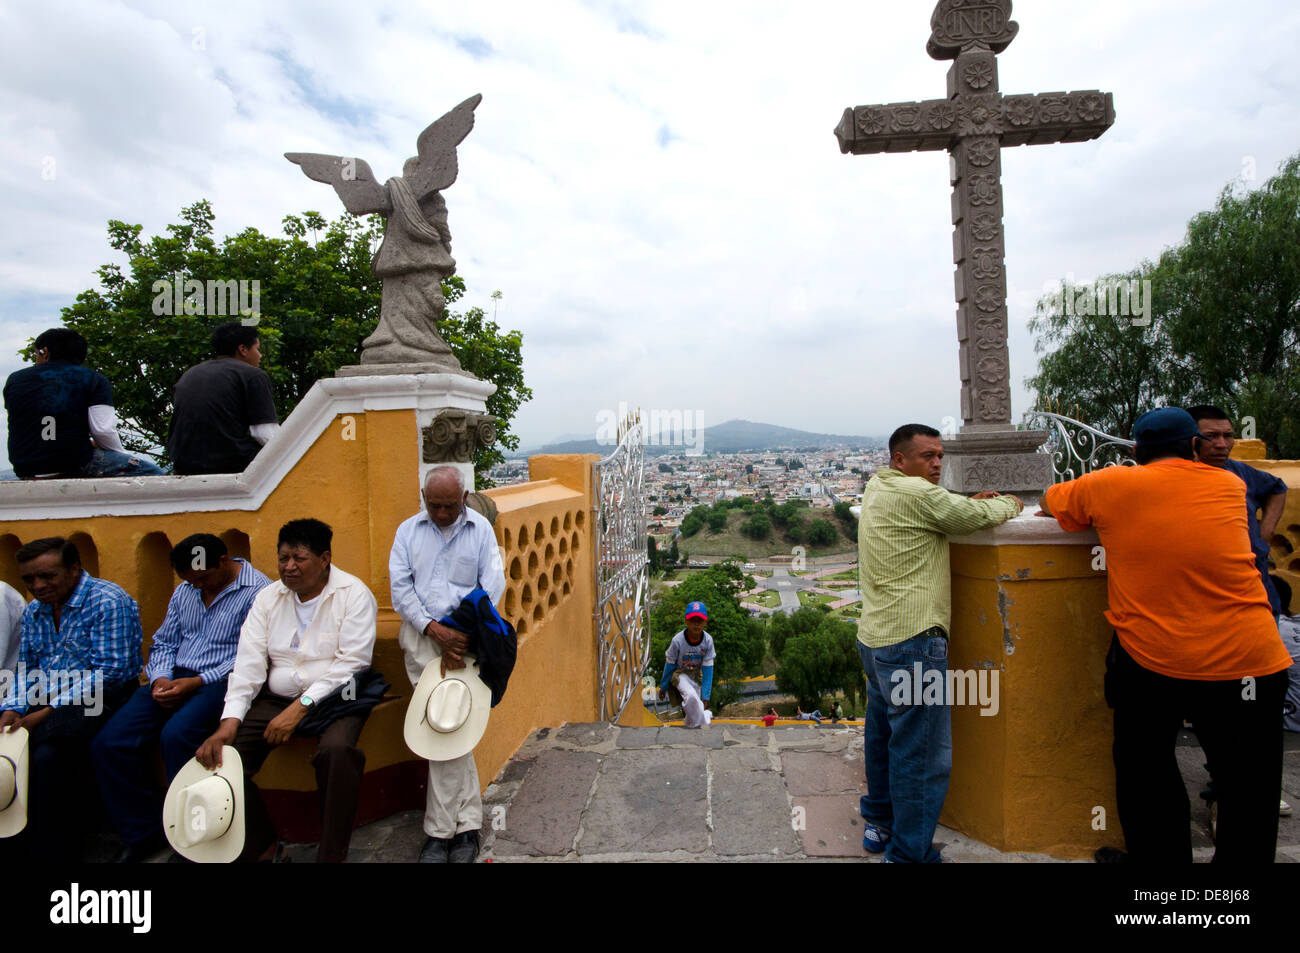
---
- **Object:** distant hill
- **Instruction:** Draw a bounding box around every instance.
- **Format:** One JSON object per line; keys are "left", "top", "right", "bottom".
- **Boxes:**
{"left": 512, "top": 419, "right": 881, "bottom": 457}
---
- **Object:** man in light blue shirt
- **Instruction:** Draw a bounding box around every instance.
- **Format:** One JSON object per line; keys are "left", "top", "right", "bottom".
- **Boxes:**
{"left": 390, "top": 465, "right": 504, "bottom": 864}
{"left": 91, "top": 533, "right": 270, "bottom": 862}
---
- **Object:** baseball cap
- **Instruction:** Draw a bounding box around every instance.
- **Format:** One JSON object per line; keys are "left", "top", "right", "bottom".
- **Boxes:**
{"left": 1132, "top": 407, "right": 1199, "bottom": 448}
{"left": 684, "top": 601, "right": 708, "bottom": 620}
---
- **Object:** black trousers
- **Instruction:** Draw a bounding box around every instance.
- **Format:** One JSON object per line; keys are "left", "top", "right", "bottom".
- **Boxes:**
{"left": 1105, "top": 635, "right": 1285, "bottom": 863}
{"left": 232, "top": 689, "right": 368, "bottom": 863}
{"left": 0, "top": 678, "right": 137, "bottom": 864}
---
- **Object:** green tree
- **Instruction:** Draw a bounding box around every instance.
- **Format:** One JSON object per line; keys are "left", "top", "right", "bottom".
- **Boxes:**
{"left": 807, "top": 518, "right": 837, "bottom": 547}
{"left": 706, "top": 510, "right": 728, "bottom": 534}
{"left": 647, "top": 536, "right": 661, "bottom": 574}
{"left": 53, "top": 200, "right": 532, "bottom": 482}
{"left": 648, "top": 560, "right": 763, "bottom": 685}
{"left": 1028, "top": 153, "right": 1300, "bottom": 457}
{"left": 741, "top": 512, "right": 771, "bottom": 540}
{"left": 764, "top": 606, "right": 826, "bottom": 659}
{"left": 775, "top": 615, "right": 863, "bottom": 708}
{"left": 652, "top": 505, "right": 667, "bottom": 517}
{"left": 667, "top": 538, "right": 680, "bottom": 566}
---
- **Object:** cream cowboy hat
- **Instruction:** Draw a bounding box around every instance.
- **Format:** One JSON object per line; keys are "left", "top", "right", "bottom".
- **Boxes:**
{"left": 0, "top": 728, "right": 29, "bottom": 838}
{"left": 404, "top": 653, "right": 491, "bottom": 762}
{"left": 163, "top": 747, "right": 245, "bottom": 863}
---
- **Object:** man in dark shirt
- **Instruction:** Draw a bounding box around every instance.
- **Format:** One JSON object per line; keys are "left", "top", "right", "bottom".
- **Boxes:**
{"left": 166, "top": 322, "right": 279, "bottom": 475}
{"left": 1188, "top": 405, "right": 1289, "bottom": 616}
{"left": 3, "top": 328, "right": 163, "bottom": 478}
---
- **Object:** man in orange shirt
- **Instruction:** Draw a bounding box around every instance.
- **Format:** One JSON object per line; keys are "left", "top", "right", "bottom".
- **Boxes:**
{"left": 1041, "top": 407, "right": 1291, "bottom": 863}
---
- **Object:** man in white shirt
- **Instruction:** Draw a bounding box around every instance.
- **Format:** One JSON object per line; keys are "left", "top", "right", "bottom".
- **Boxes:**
{"left": 390, "top": 465, "right": 505, "bottom": 863}
{"left": 196, "top": 518, "right": 378, "bottom": 863}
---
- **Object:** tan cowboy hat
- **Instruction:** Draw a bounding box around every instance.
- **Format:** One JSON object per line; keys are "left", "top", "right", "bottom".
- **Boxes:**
{"left": 163, "top": 747, "right": 245, "bottom": 863}
{"left": 404, "top": 653, "right": 491, "bottom": 762}
{"left": 0, "top": 728, "right": 29, "bottom": 838}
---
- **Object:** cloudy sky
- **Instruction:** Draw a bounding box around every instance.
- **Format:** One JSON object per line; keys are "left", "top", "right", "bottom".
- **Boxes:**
{"left": 2, "top": 0, "right": 1298, "bottom": 463}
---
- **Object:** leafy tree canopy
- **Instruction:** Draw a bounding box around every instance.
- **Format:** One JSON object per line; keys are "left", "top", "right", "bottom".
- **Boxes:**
{"left": 1028, "top": 153, "right": 1300, "bottom": 456}
{"left": 50, "top": 200, "right": 532, "bottom": 482}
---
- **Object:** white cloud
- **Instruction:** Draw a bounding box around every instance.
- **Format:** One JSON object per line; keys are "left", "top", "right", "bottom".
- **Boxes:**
{"left": 0, "top": 0, "right": 1298, "bottom": 466}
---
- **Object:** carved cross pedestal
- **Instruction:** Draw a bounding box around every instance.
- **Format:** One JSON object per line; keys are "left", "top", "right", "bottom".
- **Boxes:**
{"left": 834, "top": 1, "right": 1114, "bottom": 497}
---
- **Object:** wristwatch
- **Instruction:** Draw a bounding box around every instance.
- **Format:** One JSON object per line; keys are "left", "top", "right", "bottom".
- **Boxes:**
{"left": 300, "top": 694, "right": 315, "bottom": 708}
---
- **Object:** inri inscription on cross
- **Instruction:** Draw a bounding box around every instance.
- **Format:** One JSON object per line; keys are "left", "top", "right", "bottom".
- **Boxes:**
{"left": 834, "top": 0, "right": 1114, "bottom": 430}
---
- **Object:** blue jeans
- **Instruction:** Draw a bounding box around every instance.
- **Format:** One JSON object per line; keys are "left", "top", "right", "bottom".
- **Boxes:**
{"left": 78, "top": 448, "right": 165, "bottom": 477}
{"left": 91, "top": 678, "right": 228, "bottom": 845}
{"left": 858, "top": 630, "right": 952, "bottom": 863}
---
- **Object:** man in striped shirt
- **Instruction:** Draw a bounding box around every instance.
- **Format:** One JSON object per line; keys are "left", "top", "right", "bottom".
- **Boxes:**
{"left": 857, "top": 424, "right": 1022, "bottom": 863}
{"left": 92, "top": 534, "right": 270, "bottom": 862}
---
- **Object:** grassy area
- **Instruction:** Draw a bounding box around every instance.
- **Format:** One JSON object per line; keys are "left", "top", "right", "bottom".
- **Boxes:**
{"left": 833, "top": 601, "right": 863, "bottom": 619}
{"left": 819, "top": 569, "right": 859, "bottom": 582}
{"left": 676, "top": 509, "right": 857, "bottom": 560}
{"left": 748, "top": 590, "right": 782, "bottom": 609}
{"left": 797, "top": 590, "right": 838, "bottom": 608}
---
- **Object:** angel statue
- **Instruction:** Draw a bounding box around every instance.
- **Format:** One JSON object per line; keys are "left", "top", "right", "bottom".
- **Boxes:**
{"left": 286, "top": 94, "right": 481, "bottom": 374}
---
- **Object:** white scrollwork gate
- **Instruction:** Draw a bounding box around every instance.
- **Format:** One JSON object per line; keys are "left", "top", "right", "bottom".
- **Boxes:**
{"left": 593, "top": 408, "right": 650, "bottom": 722}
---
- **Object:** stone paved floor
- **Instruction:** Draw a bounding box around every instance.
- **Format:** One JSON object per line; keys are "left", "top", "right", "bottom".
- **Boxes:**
{"left": 110, "top": 722, "right": 1300, "bottom": 863}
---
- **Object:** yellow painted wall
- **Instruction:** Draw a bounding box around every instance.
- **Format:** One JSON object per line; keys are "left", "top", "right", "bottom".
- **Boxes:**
{"left": 0, "top": 404, "right": 604, "bottom": 802}
{"left": 946, "top": 537, "right": 1119, "bottom": 859}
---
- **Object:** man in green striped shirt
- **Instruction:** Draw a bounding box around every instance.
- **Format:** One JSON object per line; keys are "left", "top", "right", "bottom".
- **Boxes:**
{"left": 856, "top": 424, "right": 1022, "bottom": 862}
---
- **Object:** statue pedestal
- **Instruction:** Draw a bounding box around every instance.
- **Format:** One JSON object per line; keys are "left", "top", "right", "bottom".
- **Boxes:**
{"left": 330, "top": 370, "right": 496, "bottom": 494}
{"left": 337, "top": 361, "right": 468, "bottom": 378}
{"left": 942, "top": 513, "right": 1122, "bottom": 859}
{"left": 939, "top": 426, "right": 1052, "bottom": 503}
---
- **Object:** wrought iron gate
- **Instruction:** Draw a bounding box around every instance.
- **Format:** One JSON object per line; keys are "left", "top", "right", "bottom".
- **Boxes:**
{"left": 592, "top": 408, "right": 650, "bottom": 722}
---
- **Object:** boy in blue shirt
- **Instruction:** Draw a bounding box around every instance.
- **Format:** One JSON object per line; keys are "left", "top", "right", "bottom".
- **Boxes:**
{"left": 658, "top": 602, "right": 716, "bottom": 728}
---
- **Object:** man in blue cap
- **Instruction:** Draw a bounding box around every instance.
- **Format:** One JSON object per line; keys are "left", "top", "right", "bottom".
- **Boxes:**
{"left": 1041, "top": 407, "right": 1290, "bottom": 863}
{"left": 659, "top": 602, "right": 715, "bottom": 728}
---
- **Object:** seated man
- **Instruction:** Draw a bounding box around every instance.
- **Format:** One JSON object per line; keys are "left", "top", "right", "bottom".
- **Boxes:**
{"left": 92, "top": 534, "right": 270, "bottom": 862}
{"left": 0, "top": 581, "right": 24, "bottom": 678}
{"left": 0, "top": 538, "right": 143, "bottom": 863}
{"left": 197, "top": 519, "right": 377, "bottom": 863}
{"left": 3, "top": 328, "right": 163, "bottom": 478}
{"left": 166, "top": 322, "right": 279, "bottom": 475}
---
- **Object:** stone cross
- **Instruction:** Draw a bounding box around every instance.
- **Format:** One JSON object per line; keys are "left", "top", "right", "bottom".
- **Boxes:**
{"left": 834, "top": 1, "right": 1114, "bottom": 495}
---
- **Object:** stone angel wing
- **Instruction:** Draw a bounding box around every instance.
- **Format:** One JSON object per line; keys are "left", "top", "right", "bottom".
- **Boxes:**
{"left": 406, "top": 93, "right": 482, "bottom": 200}
{"left": 283, "top": 153, "right": 393, "bottom": 215}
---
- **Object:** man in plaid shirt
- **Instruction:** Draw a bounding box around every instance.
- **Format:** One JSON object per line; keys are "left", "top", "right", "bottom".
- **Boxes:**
{"left": 0, "top": 537, "right": 142, "bottom": 862}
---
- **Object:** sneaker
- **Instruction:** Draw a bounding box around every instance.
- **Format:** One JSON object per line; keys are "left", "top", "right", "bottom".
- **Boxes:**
{"left": 419, "top": 836, "right": 452, "bottom": 864}
{"left": 449, "top": 829, "right": 480, "bottom": 864}
{"left": 1281, "top": 798, "right": 1292, "bottom": 817}
{"left": 862, "top": 823, "right": 891, "bottom": 854}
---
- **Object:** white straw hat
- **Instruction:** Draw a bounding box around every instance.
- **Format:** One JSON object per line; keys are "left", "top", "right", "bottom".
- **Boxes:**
{"left": 162, "top": 747, "right": 245, "bottom": 863}
{"left": 0, "top": 728, "right": 29, "bottom": 838}
{"left": 404, "top": 654, "right": 491, "bottom": 762}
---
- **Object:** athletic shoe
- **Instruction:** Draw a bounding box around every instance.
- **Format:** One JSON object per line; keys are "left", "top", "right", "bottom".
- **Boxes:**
{"left": 862, "top": 823, "right": 891, "bottom": 854}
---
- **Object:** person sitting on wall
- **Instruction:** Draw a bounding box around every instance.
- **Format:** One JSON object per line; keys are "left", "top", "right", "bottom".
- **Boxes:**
{"left": 92, "top": 533, "right": 271, "bottom": 862}
{"left": 1041, "top": 407, "right": 1292, "bottom": 863}
{"left": 3, "top": 328, "right": 164, "bottom": 478}
{"left": 166, "top": 321, "right": 280, "bottom": 475}
{"left": 0, "top": 537, "right": 143, "bottom": 863}
{"left": 196, "top": 519, "right": 380, "bottom": 863}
